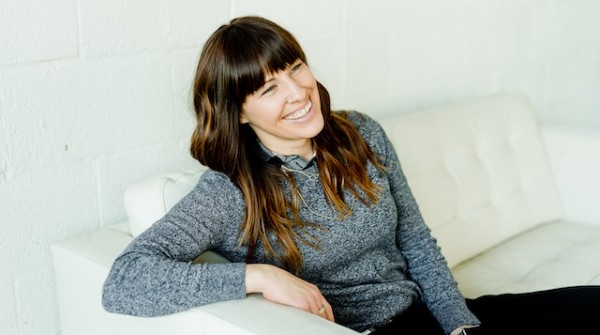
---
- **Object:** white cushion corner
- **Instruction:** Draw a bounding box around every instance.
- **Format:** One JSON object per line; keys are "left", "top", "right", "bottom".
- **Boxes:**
{"left": 124, "top": 167, "right": 207, "bottom": 237}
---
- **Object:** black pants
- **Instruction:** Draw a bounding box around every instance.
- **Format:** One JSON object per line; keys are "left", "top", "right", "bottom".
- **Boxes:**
{"left": 371, "top": 286, "right": 600, "bottom": 335}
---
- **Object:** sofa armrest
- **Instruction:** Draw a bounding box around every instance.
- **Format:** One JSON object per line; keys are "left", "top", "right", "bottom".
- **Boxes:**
{"left": 52, "top": 225, "right": 359, "bottom": 335}
{"left": 542, "top": 124, "right": 600, "bottom": 226}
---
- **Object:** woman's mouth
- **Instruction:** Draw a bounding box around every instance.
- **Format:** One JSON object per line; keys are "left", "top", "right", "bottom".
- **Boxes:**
{"left": 284, "top": 101, "right": 312, "bottom": 121}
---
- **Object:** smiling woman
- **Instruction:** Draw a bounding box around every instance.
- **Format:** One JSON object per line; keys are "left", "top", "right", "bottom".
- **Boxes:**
{"left": 101, "top": 15, "right": 600, "bottom": 335}
{"left": 188, "top": 16, "right": 383, "bottom": 278}
{"left": 240, "top": 59, "right": 324, "bottom": 160}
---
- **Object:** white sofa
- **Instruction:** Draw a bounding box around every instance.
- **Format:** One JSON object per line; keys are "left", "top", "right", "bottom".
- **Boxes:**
{"left": 52, "top": 92, "right": 600, "bottom": 335}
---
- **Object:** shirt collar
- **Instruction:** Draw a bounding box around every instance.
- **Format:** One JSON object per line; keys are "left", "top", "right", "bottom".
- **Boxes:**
{"left": 258, "top": 141, "right": 316, "bottom": 170}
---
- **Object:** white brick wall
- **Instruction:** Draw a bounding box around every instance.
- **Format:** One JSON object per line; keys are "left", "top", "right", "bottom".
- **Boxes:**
{"left": 0, "top": 0, "right": 599, "bottom": 334}
{"left": 0, "top": 0, "right": 79, "bottom": 65}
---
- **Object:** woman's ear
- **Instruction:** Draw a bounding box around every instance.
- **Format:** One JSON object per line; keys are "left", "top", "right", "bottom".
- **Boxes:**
{"left": 239, "top": 112, "right": 249, "bottom": 124}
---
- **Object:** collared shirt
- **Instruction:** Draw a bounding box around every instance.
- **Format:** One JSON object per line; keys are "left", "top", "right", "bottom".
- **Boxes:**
{"left": 257, "top": 141, "right": 316, "bottom": 170}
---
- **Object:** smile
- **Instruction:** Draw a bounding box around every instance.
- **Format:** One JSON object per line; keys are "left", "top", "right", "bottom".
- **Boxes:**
{"left": 284, "top": 101, "right": 312, "bottom": 121}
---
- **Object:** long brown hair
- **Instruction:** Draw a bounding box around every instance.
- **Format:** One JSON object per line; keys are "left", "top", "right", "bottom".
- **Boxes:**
{"left": 190, "top": 16, "right": 383, "bottom": 272}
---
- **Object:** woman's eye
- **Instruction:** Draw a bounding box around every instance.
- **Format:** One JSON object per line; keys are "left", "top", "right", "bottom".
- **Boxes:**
{"left": 291, "top": 63, "right": 303, "bottom": 73}
{"left": 261, "top": 85, "right": 276, "bottom": 96}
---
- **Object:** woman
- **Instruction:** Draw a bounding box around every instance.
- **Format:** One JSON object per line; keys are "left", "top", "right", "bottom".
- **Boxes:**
{"left": 102, "top": 16, "right": 600, "bottom": 335}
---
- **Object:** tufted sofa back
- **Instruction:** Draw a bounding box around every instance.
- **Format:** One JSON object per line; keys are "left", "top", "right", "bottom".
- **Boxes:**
{"left": 380, "top": 92, "right": 563, "bottom": 267}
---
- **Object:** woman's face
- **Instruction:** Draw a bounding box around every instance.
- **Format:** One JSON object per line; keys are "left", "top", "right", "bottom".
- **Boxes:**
{"left": 240, "top": 60, "right": 323, "bottom": 159}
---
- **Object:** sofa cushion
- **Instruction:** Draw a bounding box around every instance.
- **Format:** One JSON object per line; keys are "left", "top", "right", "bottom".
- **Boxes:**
{"left": 124, "top": 168, "right": 206, "bottom": 237}
{"left": 380, "top": 92, "right": 564, "bottom": 267}
{"left": 452, "top": 220, "right": 600, "bottom": 298}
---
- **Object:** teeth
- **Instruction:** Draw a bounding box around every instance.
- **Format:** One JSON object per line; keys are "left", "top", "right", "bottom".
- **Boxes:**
{"left": 284, "top": 101, "right": 312, "bottom": 120}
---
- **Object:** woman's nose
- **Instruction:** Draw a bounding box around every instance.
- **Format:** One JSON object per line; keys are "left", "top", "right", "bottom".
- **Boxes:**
{"left": 284, "top": 77, "right": 304, "bottom": 103}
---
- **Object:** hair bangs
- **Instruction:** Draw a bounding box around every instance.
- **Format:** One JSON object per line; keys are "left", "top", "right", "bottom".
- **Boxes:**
{"left": 223, "top": 19, "right": 306, "bottom": 99}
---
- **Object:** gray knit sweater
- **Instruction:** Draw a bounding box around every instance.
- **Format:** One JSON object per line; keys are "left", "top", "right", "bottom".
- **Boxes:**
{"left": 102, "top": 111, "right": 479, "bottom": 333}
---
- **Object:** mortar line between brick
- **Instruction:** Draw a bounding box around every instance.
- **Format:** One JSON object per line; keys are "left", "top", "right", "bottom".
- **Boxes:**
{"left": 93, "top": 158, "right": 105, "bottom": 228}
{"left": 74, "top": 0, "right": 83, "bottom": 58}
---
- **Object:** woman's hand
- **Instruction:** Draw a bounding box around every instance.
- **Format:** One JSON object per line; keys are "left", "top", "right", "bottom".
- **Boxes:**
{"left": 245, "top": 264, "right": 335, "bottom": 322}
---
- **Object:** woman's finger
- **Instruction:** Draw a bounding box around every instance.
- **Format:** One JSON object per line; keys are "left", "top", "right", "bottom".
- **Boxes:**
{"left": 313, "top": 300, "right": 334, "bottom": 322}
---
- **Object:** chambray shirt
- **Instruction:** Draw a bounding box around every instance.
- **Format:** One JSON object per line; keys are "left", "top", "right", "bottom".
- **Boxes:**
{"left": 257, "top": 140, "right": 316, "bottom": 170}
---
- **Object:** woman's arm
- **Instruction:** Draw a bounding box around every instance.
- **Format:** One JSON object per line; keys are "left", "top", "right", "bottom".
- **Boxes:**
{"left": 102, "top": 172, "right": 248, "bottom": 316}
{"left": 357, "top": 113, "right": 480, "bottom": 334}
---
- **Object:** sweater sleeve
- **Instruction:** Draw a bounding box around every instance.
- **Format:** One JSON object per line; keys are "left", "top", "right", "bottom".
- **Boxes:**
{"left": 355, "top": 112, "right": 480, "bottom": 334}
{"left": 102, "top": 171, "right": 247, "bottom": 317}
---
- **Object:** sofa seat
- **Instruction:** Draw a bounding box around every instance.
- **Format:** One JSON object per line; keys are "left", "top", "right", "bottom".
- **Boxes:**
{"left": 452, "top": 221, "right": 600, "bottom": 298}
